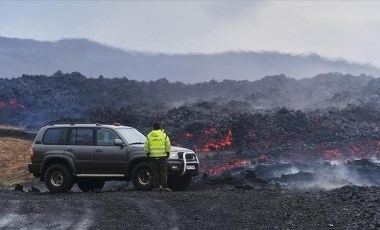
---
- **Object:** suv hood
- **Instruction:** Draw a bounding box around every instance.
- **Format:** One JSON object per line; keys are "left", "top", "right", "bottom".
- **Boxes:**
{"left": 130, "top": 144, "right": 193, "bottom": 153}
{"left": 171, "top": 146, "right": 194, "bottom": 153}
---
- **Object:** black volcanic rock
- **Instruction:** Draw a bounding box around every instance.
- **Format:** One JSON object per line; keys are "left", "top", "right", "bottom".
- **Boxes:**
{"left": 0, "top": 71, "right": 375, "bottom": 129}
{"left": 1, "top": 72, "right": 380, "bottom": 165}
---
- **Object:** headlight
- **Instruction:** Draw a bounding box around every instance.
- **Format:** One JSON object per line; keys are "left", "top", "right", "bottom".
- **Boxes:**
{"left": 169, "top": 152, "right": 179, "bottom": 159}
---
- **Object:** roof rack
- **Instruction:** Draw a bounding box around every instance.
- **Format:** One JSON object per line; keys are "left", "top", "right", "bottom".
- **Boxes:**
{"left": 44, "top": 122, "right": 102, "bottom": 126}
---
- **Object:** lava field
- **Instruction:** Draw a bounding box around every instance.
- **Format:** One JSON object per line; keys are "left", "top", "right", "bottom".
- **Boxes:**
{"left": 2, "top": 72, "right": 380, "bottom": 189}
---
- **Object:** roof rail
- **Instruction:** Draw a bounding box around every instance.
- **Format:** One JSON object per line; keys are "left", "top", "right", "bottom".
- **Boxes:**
{"left": 45, "top": 122, "right": 101, "bottom": 126}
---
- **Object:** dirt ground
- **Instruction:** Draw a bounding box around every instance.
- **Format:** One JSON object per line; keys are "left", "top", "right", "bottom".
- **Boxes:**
{"left": 0, "top": 132, "right": 379, "bottom": 229}
{"left": 0, "top": 184, "right": 379, "bottom": 229}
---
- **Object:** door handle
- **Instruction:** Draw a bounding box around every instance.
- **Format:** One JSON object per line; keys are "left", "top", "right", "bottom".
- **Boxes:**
{"left": 95, "top": 149, "right": 103, "bottom": 152}
{"left": 66, "top": 148, "right": 74, "bottom": 152}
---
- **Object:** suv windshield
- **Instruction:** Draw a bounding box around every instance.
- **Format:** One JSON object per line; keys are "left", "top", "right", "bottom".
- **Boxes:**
{"left": 116, "top": 128, "right": 146, "bottom": 144}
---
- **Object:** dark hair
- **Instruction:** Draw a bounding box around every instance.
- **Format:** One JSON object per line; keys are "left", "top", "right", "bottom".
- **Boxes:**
{"left": 153, "top": 123, "right": 160, "bottom": 130}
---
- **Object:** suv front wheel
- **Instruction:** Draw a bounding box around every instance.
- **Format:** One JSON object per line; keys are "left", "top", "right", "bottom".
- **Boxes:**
{"left": 45, "top": 164, "right": 74, "bottom": 193}
{"left": 132, "top": 162, "right": 153, "bottom": 191}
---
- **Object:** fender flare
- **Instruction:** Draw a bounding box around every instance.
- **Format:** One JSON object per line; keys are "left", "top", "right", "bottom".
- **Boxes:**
{"left": 126, "top": 155, "right": 149, "bottom": 180}
{"left": 41, "top": 155, "right": 76, "bottom": 176}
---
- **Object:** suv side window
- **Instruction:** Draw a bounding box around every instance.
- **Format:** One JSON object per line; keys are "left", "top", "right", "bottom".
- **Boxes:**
{"left": 42, "top": 128, "right": 69, "bottom": 145}
{"left": 96, "top": 128, "right": 120, "bottom": 146}
{"left": 68, "top": 128, "right": 94, "bottom": 146}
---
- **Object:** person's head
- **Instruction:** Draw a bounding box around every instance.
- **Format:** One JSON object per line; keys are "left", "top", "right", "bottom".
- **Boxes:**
{"left": 153, "top": 123, "right": 160, "bottom": 130}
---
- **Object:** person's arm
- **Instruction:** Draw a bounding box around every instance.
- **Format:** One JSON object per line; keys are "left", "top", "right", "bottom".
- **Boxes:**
{"left": 165, "top": 135, "right": 171, "bottom": 158}
{"left": 144, "top": 135, "right": 150, "bottom": 157}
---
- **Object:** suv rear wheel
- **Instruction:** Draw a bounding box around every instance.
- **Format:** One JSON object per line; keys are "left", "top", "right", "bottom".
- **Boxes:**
{"left": 132, "top": 162, "right": 153, "bottom": 191}
{"left": 77, "top": 181, "right": 105, "bottom": 192}
{"left": 45, "top": 164, "right": 74, "bottom": 193}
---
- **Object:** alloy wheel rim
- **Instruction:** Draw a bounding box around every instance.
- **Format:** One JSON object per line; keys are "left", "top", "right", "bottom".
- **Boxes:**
{"left": 138, "top": 170, "right": 151, "bottom": 185}
{"left": 51, "top": 171, "right": 64, "bottom": 187}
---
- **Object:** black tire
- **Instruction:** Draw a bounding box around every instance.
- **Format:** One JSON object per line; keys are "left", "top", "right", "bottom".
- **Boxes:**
{"left": 132, "top": 162, "right": 153, "bottom": 191}
{"left": 77, "top": 181, "right": 105, "bottom": 192}
{"left": 44, "top": 164, "right": 74, "bottom": 193}
{"left": 168, "top": 174, "right": 192, "bottom": 191}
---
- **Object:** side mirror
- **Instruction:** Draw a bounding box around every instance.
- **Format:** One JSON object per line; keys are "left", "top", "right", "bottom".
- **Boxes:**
{"left": 114, "top": 139, "right": 125, "bottom": 147}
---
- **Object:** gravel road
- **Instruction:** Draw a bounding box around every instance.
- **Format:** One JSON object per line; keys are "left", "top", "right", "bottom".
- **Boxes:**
{"left": 0, "top": 184, "right": 379, "bottom": 230}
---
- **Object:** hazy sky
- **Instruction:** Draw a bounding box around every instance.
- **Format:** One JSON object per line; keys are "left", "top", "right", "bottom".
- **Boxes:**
{"left": 1, "top": 1, "right": 380, "bottom": 66}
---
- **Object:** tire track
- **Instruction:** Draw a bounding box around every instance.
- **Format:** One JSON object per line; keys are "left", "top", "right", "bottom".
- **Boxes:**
{"left": 95, "top": 193, "right": 180, "bottom": 229}
{"left": 0, "top": 192, "right": 95, "bottom": 230}
{"left": 131, "top": 198, "right": 179, "bottom": 230}
{"left": 0, "top": 200, "right": 22, "bottom": 229}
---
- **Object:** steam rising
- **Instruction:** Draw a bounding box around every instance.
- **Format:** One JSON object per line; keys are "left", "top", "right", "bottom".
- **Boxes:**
{"left": 197, "top": 151, "right": 380, "bottom": 190}
{"left": 247, "top": 159, "right": 380, "bottom": 190}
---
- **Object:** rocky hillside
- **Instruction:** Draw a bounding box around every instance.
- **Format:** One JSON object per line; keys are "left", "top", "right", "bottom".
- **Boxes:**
{"left": 1, "top": 72, "right": 380, "bottom": 165}
{"left": 1, "top": 36, "right": 380, "bottom": 82}
{"left": 0, "top": 71, "right": 379, "bottom": 129}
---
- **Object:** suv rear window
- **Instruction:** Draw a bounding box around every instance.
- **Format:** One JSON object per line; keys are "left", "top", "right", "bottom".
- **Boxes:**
{"left": 68, "top": 128, "right": 94, "bottom": 146}
{"left": 42, "top": 128, "right": 69, "bottom": 145}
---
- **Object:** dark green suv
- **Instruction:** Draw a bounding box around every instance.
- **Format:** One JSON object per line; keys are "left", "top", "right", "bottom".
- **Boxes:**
{"left": 28, "top": 123, "right": 199, "bottom": 193}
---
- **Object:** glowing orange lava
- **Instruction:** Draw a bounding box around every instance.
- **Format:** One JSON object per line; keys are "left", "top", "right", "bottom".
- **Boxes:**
{"left": 0, "top": 98, "right": 25, "bottom": 109}
{"left": 200, "top": 157, "right": 250, "bottom": 175}
{"left": 195, "top": 129, "right": 233, "bottom": 152}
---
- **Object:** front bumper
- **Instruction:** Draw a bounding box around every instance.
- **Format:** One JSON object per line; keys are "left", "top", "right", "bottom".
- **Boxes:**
{"left": 167, "top": 160, "right": 199, "bottom": 176}
{"left": 168, "top": 152, "right": 199, "bottom": 176}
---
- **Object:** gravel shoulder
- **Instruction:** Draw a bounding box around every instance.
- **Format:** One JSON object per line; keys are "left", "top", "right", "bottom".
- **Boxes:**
{"left": 0, "top": 185, "right": 379, "bottom": 229}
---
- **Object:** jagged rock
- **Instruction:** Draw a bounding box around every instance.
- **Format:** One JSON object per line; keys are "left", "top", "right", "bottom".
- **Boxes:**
{"left": 347, "top": 159, "right": 379, "bottom": 168}
{"left": 244, "top": 170, "right": 257, "bottom": 180}
{"left": 28, "top": 186, "right": 41, "bottom": 193}
{"left": 14, "top": 184, "right": 24, "bottom": 192}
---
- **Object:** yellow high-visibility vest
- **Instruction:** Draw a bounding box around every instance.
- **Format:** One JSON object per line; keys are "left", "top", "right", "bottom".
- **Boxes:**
{"left": 144, "top": 130, "right": 171, "bottom": 157}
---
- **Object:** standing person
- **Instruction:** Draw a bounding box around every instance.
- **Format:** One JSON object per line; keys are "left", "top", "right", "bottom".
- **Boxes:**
{"left": 144, "top": 123, "right": 172, "bottom": 191}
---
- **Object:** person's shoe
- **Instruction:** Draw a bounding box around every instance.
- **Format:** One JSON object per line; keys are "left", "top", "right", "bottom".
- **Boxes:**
{"left": 161, "top": 187, "right": 172, "bottom": 192}
{"left": 152, "top": 186, "right": 162, "bottom": 191}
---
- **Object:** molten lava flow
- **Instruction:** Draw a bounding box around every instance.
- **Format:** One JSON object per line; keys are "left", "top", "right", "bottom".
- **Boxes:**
{"left": 199, "top": 154, "right": 250, "bottom": 175}
{"left": 204, "top": 128, "right": 216, "bottom": 136}
{"left": 323, "top": 149, "right": 343, "bottom": 160}
{"left": 348, "top": 144, "right": 368, "bottom": 159}
{"left": 9, "top": 98, "right": 25, "bottom": 108}
{"left": 0, "top": 98, "right": 25, "bottom": 109}
{"left": 9, "top": 98, "right": 18, "bottom": 107}
{"left": 258, "top": 154, "right": 268, "bottom": 162}
{"left": 288, "top": 152, "right": 306, "bottom": 161}
{"left": 313, "top": 142, "right": 380, "bottom": 162}
{"left": 195, "top": 129, "right": 233, "bottom": 152}
{"left": 265, "top": 139, "right": 273, "bottom": 148}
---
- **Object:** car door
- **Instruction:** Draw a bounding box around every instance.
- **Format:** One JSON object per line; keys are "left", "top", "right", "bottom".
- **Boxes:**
{"left": 93, "top": 128, "right": 127, "bottom": 173}
{"left": 65, "top": 127, "right": 95, "bottom": 173}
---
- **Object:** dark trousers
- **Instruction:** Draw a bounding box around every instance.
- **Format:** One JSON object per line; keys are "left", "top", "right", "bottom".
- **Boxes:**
{"left": 150, "top": 157, "right": 168, "bottom": 188}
